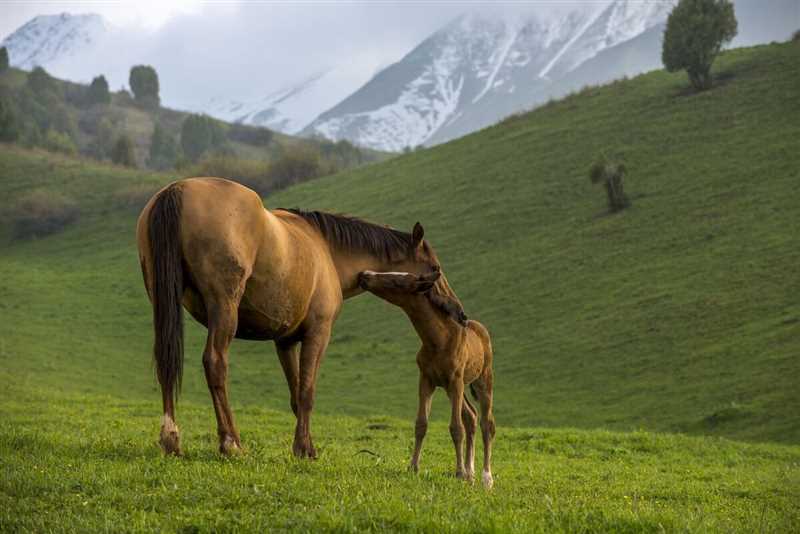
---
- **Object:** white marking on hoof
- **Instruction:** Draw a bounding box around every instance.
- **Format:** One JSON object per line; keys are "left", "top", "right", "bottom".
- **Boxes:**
{"left": 221, "top": 435, "right": 242, "bottom": 456}
{"left": 159, "top": 414, "right": 181, "bottom": 455}
{"left": 482, "top": 470, "right": 494, "bottom": 489}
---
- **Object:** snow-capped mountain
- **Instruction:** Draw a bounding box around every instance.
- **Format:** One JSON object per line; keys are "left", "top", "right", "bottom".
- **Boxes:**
{"left": 202, "top": 69, "right": 369, "bottom": 135}
{"left": 304, "top": 0, "right": 677, "bottom": 151}
{"left": 1, "top": 13, "right": 109, "bottom": 71}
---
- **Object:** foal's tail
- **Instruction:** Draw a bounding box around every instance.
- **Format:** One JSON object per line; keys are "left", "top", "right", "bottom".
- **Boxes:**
{"left": 148, "top": 185, "right": 185, "bottom": 407}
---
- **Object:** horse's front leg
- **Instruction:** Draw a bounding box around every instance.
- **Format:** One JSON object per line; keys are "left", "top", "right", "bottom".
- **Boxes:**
{"left": 446, "top": 376, "right": 467, "bottom": 480}
{"left": 293, "top": 324, "right": 332, "bottom": 458}
{"left": 410, "top": 373, "right": 435, "bottom": 473}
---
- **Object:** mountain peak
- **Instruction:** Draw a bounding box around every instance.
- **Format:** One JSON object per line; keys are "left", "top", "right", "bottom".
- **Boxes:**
{"left": 2, "top": 12, "right": 109, "bottom": 71}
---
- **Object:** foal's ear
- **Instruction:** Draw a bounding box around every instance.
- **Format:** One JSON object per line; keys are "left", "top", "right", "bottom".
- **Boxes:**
{"left": 412, "top": 222, "right": 424, "bottom": 246}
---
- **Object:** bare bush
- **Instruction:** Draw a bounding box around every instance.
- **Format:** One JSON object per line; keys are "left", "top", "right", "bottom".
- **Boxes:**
{"left": 589, "top": 155, "right": 630, "bottom": 212}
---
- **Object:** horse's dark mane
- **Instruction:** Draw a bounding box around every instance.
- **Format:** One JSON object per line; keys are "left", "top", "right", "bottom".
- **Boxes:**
{"left": 282, "top": 208, "right": 413, "bottom": 261}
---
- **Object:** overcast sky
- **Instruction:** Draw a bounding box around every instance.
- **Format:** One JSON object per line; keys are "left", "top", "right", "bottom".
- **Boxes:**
{"left": 0, "top": 1, "right": 605, "bottom": 109}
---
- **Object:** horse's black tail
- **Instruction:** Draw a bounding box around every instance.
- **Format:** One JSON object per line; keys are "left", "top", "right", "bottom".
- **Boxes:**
{"left": 148, "top": 185, "right": 184, "bottom": 408}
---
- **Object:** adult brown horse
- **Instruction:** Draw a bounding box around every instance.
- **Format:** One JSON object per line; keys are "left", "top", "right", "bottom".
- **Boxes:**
{"left": 136, "top": 177, "right": 454, "bottom": 458}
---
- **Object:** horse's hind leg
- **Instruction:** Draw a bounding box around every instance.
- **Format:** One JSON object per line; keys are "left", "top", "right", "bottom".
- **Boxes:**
{"left": 446, "top": 376, "right": 467, "bottom": 480}
{"left": 160, "top": 387, "right": 181, "bottom": 455}
{"left": 203, "top": 299, "right": 243, "bottom": 455}
{"left": 462, "top": 395, "right": 478, "bottom": 482}
{"left": 472, "top": 371, "right": 496, "bottom": 489}
{"left": 410, "top": 374, "right": 434, "bottom": 473}
{"left": 275, "top": 340, "right": 300, "bottom": 417}
{"left": 293, "top": 324, "right": 332, "bottom": 458}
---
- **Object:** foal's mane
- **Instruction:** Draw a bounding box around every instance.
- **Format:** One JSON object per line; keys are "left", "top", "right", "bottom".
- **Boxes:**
{"left": 282, "top": 208, "right": 413, "bottom": 261}
{"left": 427, "top": 272, "right": 468, "bottom": 327}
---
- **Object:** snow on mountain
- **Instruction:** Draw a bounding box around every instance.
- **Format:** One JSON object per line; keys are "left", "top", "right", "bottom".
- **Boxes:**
{"left": 202, "top": 68, "right": 370, "bottom": 135}
{"left": 1, "top": 13, "right": 110, "bottom": 71}
{"left": 304, "top": 0, "right": 678, "bottom": 151}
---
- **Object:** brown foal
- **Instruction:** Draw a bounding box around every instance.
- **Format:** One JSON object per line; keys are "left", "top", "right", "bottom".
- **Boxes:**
{"left": 358, "top": 270, "right": 496, "bottom": 488}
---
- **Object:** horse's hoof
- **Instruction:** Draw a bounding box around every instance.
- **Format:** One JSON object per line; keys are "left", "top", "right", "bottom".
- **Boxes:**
{"left": 220, "top": 436, "right": 243, "bottom": 456}
{"left": 409, "top": 462, "right": 420, "bottom": 474}
{"left": 482, "top": 471, "right": 494, "bottom": 489}
{"left": 160, "top": 416, "right": 182, "bottom": 456}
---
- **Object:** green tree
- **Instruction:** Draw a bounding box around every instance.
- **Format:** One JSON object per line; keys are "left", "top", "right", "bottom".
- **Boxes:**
{"left": 662, "top": 0, "right": 738, "bottom": 91}
{"left": 180, "top": 114, "right": 228, "bottom": 162}
{"left": 0, "top": 46, "right": 9, "bottom": 72}
{"left": 111, "top": 135, "right": 136, "bottom": 167}
{"left": 27, "top": 66, "right": 57, "bottom": 96}
{"left": 87, "top": 75, "right": 110, "bottom": 105}
{"left": 129, "top": 65, "right": 160, "bottom": 108}
{"left": 148, "top": 122, "right": 179, "bottom": 170}
{"left": 0, "top": 96, "right": 19, "bottom": 142}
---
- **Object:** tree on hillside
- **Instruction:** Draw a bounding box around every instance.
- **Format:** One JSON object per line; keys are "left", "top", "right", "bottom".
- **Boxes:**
{"left": 181, "top": 114, "right": 228, "bottom": 162}
{"left": 27, "top": 66, "right": 57, "bottom": 96}
{"left": 87, "top": 75, "right": 110, "bottom": 106}
{"left": 129, "top": 65, "right": 160, "bottom": 108}
{"left": 662, "top": 0, "right": 738, "bottom": 91}
{"left": 0, "top": 46, "right": 9, "bottom": 72}
{"left": 149, "top": 122, "right": 179, "bottom": 170}
{"left": 111, "top": 134, "right": 137, "bottom": 167}
{"left": 0, "top": 96, "right": 19, "bottom": 142}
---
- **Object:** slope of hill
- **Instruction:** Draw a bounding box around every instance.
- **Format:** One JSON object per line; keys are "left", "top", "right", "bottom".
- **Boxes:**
{"left": 0, "top": 42, "right": 798, "bottom": 448}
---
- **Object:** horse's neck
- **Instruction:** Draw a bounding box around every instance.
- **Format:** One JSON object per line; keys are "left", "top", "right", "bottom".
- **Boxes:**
{"left": 403, "top": 299, "right": 456, "bottom": 350}
{"left": 331, "top": 251, "right": 392, "bottom": 299}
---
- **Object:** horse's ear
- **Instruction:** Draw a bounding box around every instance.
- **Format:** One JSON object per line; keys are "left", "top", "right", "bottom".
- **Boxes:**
{"left": 412, "top": 222, "right": 424, "bottom": 246}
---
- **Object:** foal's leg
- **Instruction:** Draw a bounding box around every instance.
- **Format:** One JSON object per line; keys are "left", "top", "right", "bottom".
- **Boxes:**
{"left": 410, "top": 374, "right": 435, "bottom": 473}
{"left": 446, "top": 376, "right": 467, "bottom": 480}
{"left": 203, "top": 301, "right": 242, "bottom": 455}
{"left": 293, "top": 324, "right": 331, "bottom": 458}
{"left": 473, "top": 371, "right": 496, "bottom": 489}
{"left": 275, "top": 340, "right": 300, "bottom": 417}
{"left": 461, "top": 395, "right": 478, "bottom": 482}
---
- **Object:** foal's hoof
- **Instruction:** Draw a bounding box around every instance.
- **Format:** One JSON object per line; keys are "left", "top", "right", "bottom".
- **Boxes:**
{"left": 220, "top": 436, "right": 243, "bottom": 457}
{"left": 160, "top": 416, "right": 182, "bottom": 456}
{"left": 292, "top": 441, "right": 317, "bottom": 459}
{"left": 482, "top": 471, "right": 494, "bottom": 489}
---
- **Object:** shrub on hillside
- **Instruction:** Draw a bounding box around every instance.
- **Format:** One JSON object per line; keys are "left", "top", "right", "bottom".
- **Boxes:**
{"left": 228, "top": 123, "right": 273, "bottom": 146}
{"left": 27, "top": 67, "right": 58, "bottom": 97}
{"left": 0, "top": 96, "right": 19, "bottom": 142}
{"left": 43, "top": 129, "right": 78, "bottom": 155}
{"left": 114, "top": 183, "right": 160, "bottom": 211}
{"left": 181, "top": 114, "right": 228, "bottom": 162}
{"left": 662, "top": 0, "right": 738, "bottom": 91}
{"left": 129, "top": 65, "right": 160, "bottom": 108}
{"left": 268, "top": 145, "right": 323, "bottom": 190}
{"left": 87, "top": 75, "right": 111, "bottom": 106}
{"left": 589, "top": 155, "right": 630, "bottom": 212}
{"left": 148, "top": 122, "right": 180, "bottom": 170}
{"left": 8, "top": 189, "right": 80, "bottom": 239}
{"left": 111, "top": 135, "right": 137, "bottom": 167}
{"left": 0, "top": 46, "right": 9, "bottom": 73}
{"left": 189, "top": 155, "right": 272, "bottom": 194}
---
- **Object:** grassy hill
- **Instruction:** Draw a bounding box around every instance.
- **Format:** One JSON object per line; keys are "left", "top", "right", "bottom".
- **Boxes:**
{"left": 1, "top": 41, "right": 798, "bottom": 531}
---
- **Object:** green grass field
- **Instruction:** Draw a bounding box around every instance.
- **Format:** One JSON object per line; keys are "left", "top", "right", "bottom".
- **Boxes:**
{"left": 1, "top": 42, "right": 799, "bottom": 531}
